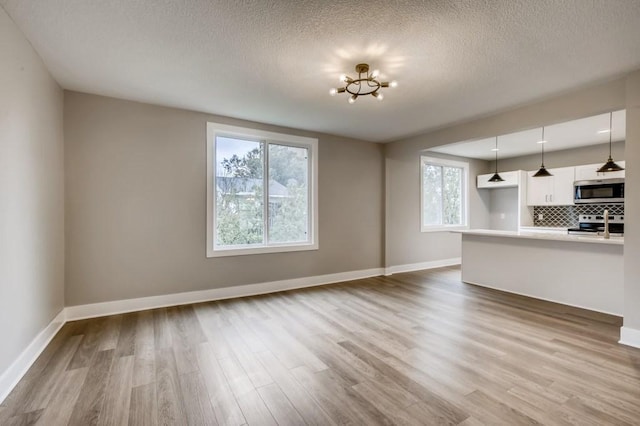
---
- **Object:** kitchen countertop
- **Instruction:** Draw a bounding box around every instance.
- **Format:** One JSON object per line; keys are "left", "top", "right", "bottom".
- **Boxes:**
{"left": 518, "top": 226, "right": 567, "bottom": 233}
{"left": 453, "top": 228, "right": 624, "bottom": 245}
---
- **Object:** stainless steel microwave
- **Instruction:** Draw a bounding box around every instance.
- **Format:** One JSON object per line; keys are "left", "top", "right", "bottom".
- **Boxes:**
{"left": 574, "top": 178, "right": 624, "bottom": 204}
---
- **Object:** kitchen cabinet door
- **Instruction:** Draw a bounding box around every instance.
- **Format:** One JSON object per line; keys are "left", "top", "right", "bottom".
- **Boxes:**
{"left": 550, "top": 166, "right": 575, "bottom": 205}
{"left": 526, "top": 166, "right": 574, "bottom": 206}
{"left": 527, "top": 172, "right": 553, "bottom": 205}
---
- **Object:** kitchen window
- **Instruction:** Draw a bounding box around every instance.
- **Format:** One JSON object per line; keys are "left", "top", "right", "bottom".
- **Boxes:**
{"left": 206, "top": 123, "right": 318, "bottom": 257}
{"left": 420, "top": 156, "right": 469, "bottom": 231}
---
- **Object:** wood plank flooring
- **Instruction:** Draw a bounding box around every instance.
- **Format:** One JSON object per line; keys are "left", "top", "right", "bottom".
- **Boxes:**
{"left": 2, "top": 266, "right": 640, "bottom": 425}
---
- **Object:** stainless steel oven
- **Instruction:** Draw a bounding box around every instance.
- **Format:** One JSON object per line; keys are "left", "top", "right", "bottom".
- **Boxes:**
{"left": 567, "top": 215, "right": 624, "bottom": 236}
{"left": 574, "top": 178, "right": 624, "bottom": 204}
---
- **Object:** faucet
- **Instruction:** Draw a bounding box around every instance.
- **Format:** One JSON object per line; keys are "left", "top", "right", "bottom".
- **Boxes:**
{"left": 603, "top": 209, "right": 610, "bottom": 239}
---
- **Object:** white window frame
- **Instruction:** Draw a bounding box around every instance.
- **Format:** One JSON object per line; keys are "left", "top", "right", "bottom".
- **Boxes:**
{"left": 420, "top": 156, "right": 470, "bottom": 232}
{"left": 207, "top": 122, "right": 318, "bottom": 257}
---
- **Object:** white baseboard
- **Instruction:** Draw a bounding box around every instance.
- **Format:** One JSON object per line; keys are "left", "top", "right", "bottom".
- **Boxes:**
{"left": 65, "top": 267, "right": 384, "bottom": 321}
{"left": 385, "top": 258, "right": 461, "bottom": 276}
{"left": 0, "top": 309, "right": 66, "bottom": 404}
{"left": 0, "top": 267, "right": 383, "bottom": 404}
{"left": 619, "top": 326, "right": 640, "bottom": 349}
{"left": 6, "top": 264, "right": 633, "bottom": 406}
{"left": 463, "top": 279, "right": 622, "bottom": 317}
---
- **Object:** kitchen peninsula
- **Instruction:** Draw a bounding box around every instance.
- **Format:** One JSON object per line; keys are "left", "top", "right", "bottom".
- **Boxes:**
{"left": 456, "top": 229, "right": 623, "bottom": 315}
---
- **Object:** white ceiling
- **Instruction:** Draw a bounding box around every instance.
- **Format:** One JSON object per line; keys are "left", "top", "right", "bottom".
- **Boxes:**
{"left": 429, "top": 110, "right": 626, "bottom": 160}
{"left": 2, "top": 1, "right": 640, "bottom": 142}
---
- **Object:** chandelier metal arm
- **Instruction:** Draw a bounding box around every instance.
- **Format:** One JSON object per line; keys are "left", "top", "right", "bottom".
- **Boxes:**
{"left": 330, "top": 63, "right": 396, "bottom": 102}
{"left": 344, "top": 78, "right": 381, "bottom": 96}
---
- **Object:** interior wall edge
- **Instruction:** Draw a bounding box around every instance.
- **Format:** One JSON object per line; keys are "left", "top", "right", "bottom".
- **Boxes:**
{"left": 0, "top": 5, "right": 65, "bottom": 384}
{"left": 619, "top": 326, "right": 640, "bottom": 349}
{"left": 0, "top": 309, "right": 66, "bottom": 405}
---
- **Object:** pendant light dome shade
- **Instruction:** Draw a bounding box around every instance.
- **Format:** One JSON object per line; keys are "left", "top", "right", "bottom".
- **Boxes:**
{"left": 597, "top": 112, "right": 624, "bottom": 173}
{"left": 533, "top": 127, "right": 553, "bottom": 177}
{"left": 532, "top": 165, "right": 552, "bottom": 177}
{"left": 488, "top": 136, "right": 504, "bottom": 182}
{"left": 597, "top": 158, "right": 624, "bottom": 173}
{"left": 488, "top": 173, "right": 504, "bottom": 182}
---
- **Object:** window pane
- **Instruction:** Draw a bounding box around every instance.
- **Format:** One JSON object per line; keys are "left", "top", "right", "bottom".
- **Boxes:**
{"left": 442, "top": 166, "right": 462, "bottom": 225}
{"left": 268, "top": 144, "right": 309, "bottom": 243}
{"left": 422, "top": 164, "right": 443, "bottom": 226}
{"left": 215, "top": 136, "right": 264, "bottom": 247}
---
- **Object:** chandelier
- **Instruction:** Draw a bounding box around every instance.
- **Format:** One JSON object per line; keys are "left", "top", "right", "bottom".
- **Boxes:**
{"left": 329, "top": 63, "right": 397, "bottom": 103}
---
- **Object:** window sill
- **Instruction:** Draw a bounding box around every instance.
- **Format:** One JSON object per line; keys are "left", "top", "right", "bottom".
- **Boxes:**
{"left": 421, "top": 225, "right": 469, "bottom": 233}
{"left": 207, "top": 242, "right": 319, "bottom": 258}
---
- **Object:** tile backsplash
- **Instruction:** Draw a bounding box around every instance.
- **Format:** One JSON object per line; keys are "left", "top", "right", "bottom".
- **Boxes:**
{"left": 533, "top": 204, "right": 624, "bottom": 228}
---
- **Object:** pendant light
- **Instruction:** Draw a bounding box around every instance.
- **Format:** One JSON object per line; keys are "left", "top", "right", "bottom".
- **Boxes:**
{"left": 488, "top": 136, "right": 504, "bottom": 182}
{"left": 532, "top": 126, "right": 552, "bottom": 177}
{"left": 597, "top": 112, "right": 624, "bottom": 173}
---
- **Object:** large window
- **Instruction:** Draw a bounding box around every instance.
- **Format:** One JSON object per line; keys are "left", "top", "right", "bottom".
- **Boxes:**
{"left": 207, "top": 123, "right": 318, "bottom": 257}
{"left": 421, "top": 156, "right": 469, "bottom": 231}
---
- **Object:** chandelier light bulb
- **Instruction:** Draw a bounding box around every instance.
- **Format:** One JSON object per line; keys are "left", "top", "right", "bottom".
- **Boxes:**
{"left": 339, "top": 74, "right": 348, "bottom": 83}
{"left": 348, "top": 95, "right": 357, "bottom": 104}
{"left": 373, "top": 91, "right": 384, "bottom": 101}
{"left": 329, "top": 88, "right": 338, "bottom": 96}
{"left": 390, "top": 80, "right": 398, "bottom": 88}
{"left": 371, "top": 69, "right": 380, "bottom": 78}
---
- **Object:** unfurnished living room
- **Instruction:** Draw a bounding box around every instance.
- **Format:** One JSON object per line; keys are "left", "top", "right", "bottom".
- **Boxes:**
{"left": 2, "top": 1, "right": 640, "bottom": 425}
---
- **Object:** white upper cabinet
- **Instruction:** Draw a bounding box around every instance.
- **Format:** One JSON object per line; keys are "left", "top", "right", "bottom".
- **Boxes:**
{"left": 477, "top": 170, "right": 520, "bottom": 188}
{"left": 527, "top": 166, "right": 575, "bottom": 206}
{"left": 574, "top": 161, "right": 625, "bottom": 181}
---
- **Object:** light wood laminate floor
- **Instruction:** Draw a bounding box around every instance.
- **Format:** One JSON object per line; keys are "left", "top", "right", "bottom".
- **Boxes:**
{"left": 2, "top": 266, "right": 640, "bottom": 425}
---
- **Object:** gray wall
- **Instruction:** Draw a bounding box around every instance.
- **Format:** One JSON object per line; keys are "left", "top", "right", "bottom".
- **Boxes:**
{"left": 384, "top": 150, "right": 490, "bottom": 268}
{"left": 624, "top": 71, "right": 640, "bottom": 332}
{"left": 385, "top": 77, "right": 626, "bottom": 269}
{"left": 0, "top": 8, "right": 65, "bottom": 375}
{"left": 64, "top": 92, "right": 384, "bottom": 306}
{"left": 489, "top": 188, "right": 519, "bottom": 231}
{"left": 494, "top": 141, "right": 625, "bottom": 171}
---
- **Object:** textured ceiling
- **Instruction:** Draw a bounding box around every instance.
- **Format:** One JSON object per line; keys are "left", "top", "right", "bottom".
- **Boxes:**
{"left": 2, "top": 0, "right": 640, "bottom": 142}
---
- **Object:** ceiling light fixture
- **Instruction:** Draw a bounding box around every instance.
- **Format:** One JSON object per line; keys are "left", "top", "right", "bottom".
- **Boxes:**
{"left": 533, "top": 127, "right": 552, "bottom": 177}
{"left": 329, "top": 63, "right": 397, "bottom": 103}
{"left": 597, "top": 112, "right": 624, "bottom": 173}
{"left": 488, "top": 136, "right": 504, "bottom": 182}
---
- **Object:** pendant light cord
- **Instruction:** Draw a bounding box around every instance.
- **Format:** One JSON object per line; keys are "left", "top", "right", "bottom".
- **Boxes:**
{"left": 609, "top": 112, "right": 613, "bottom": 158}
{"left": 541, "top": 127, "right": 545, "bottom": 166}
{"left": 495, "top": 137, "right": 499, "bottom": 173}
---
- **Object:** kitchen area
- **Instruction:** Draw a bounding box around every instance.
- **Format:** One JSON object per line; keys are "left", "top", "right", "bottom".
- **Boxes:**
{"left": 430, "top": 110, "right": 626, "bottom": 316}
